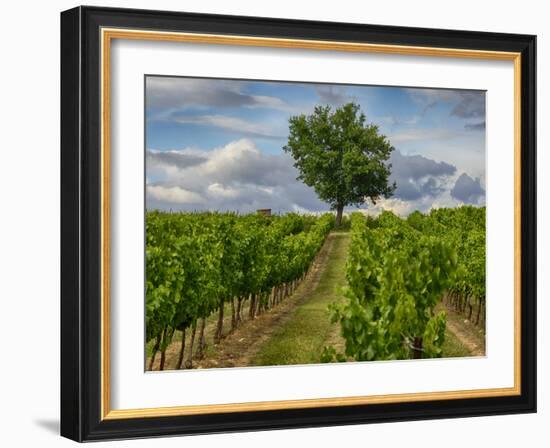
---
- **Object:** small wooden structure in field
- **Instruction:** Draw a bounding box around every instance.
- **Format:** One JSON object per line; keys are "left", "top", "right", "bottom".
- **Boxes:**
{"left": 257, "top": 208, "right": 272, "bottom": 216}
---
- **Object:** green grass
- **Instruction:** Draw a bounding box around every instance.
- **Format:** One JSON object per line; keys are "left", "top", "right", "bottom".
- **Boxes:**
{"left": 441, "top": 328, "right": 471, "bottom": 358}
{"left": 251, "top": 232, "right": 350, "bottom": 366}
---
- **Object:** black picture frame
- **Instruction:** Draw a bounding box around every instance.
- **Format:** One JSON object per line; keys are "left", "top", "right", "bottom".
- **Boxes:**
{"left": 61, "top": 5, "right": 536, "bottom": 442}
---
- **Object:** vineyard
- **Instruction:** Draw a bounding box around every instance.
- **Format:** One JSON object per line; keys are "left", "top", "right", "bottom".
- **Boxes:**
{"left": 146, "top": 211, "right": 335, "bottom": 370}
{"left": 323, "top": 206, "right": 486, "bottom": 362}
{"left": 145, "top": 206, "right": 485, "bottom": 370}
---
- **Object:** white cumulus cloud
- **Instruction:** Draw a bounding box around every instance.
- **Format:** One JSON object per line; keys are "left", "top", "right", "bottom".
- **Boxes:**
{"left": 147, "top": 185, "right": 204, "bottom": 205}
{"left": 146, "top": 139, "right": 482, "bottom": 216}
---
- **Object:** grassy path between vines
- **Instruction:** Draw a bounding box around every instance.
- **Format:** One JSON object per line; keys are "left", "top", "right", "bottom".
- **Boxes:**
{"left": 199, "top": 231, "right": 348, "bottom": 368}
{"left": 440, "top": 305, "right": 486, "bottom": 357}
{"left": 250, "top": 232, "right": 350, "bottom": 366}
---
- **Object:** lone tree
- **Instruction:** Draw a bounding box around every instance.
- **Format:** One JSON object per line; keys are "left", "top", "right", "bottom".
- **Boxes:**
{"left": 284, "top": 102, "right": 395, "bottom": 226}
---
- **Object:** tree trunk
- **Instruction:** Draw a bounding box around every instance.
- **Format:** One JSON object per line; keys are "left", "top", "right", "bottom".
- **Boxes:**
{"left": 176, "top": 328, "right": 186, "bottom": 369}
{"left": 335, "top": 204, "right": 344, "bottom": 227}
{"left": 214, "top": 300, "right": 224, "bottom": 344}
{"left": 159, "top": 327, "right": 168, "bottom": 371}
{"left": 412, "top": 337, "right": 423, "bottom": 359}
{"left": 196, "top": 318, "right": 206, "bottom": 359}
{"left": 236, "top": 297, "right": 243, "bottom": 324}
{"left": 230, "top": 297, "right": 236, "bottom": 331}
{"left": 258, "top": 294, "right": 263, "bottom": 314}
{"left": 185, "top": 323, "right": 197, "bottom": 369}
{"left": 257, "top": 294, "right": 263, "bottom": 315}
{"left": 148, "top": 334, "right": 161, "bottom": 371}
{"left": 476, "top": 298, "right": 485, "bottom": 325}
{"left": 248, "top": 294, "right": 256, "bottom": 319}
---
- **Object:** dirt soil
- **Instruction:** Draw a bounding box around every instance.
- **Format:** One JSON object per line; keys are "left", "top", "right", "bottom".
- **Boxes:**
{"left": 439, "top": 304, "right": 486, "bottom": 356}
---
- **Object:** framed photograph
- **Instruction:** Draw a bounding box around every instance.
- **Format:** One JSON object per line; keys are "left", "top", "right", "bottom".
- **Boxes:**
{"left": 60, "top": 6, "right": 536, "bottom": 442}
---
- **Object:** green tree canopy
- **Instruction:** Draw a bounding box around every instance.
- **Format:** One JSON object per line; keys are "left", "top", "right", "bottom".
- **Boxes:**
{"left": 283, "top": 102, "right": 395, "bottom": 225}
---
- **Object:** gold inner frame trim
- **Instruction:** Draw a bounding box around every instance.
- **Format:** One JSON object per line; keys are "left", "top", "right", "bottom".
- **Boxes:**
{"left": 100, "top": 27, "right": 522, "bottom": 421}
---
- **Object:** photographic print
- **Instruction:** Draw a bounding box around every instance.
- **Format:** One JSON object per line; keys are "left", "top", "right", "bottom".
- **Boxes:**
{"left": 61, "top": 9, "right": 536, "bottom": 440}
{"left": 145, "top": 76, "right": 486, "bottom": 371}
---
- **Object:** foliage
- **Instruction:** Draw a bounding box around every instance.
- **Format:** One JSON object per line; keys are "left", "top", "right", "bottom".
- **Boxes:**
{"left": 145, "top": 211, "right": 335, "bottom": 358}
{"left": 324, "top": 206, "right": 485, "bottom": 362}
{"left": 410, "top": 206, "right": 486, "bottom": 321}
{"left": 283, "top": 102, "right": 395, "bottom": 224}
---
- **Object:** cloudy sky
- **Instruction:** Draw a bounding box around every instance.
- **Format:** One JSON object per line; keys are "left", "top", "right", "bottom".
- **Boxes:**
{"left": 145, "top": 76, "right": 486, "bottom": 216}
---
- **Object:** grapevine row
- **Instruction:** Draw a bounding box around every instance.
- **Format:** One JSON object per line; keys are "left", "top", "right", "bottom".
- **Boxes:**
{"left": 146, "top": 211, "right": 335, "bottom": 370}
{"left": 408, "top": 206, "right": 486, "bottom": 326}
{"left": 325, "top": 206, "right": 485, "bottom": 362}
